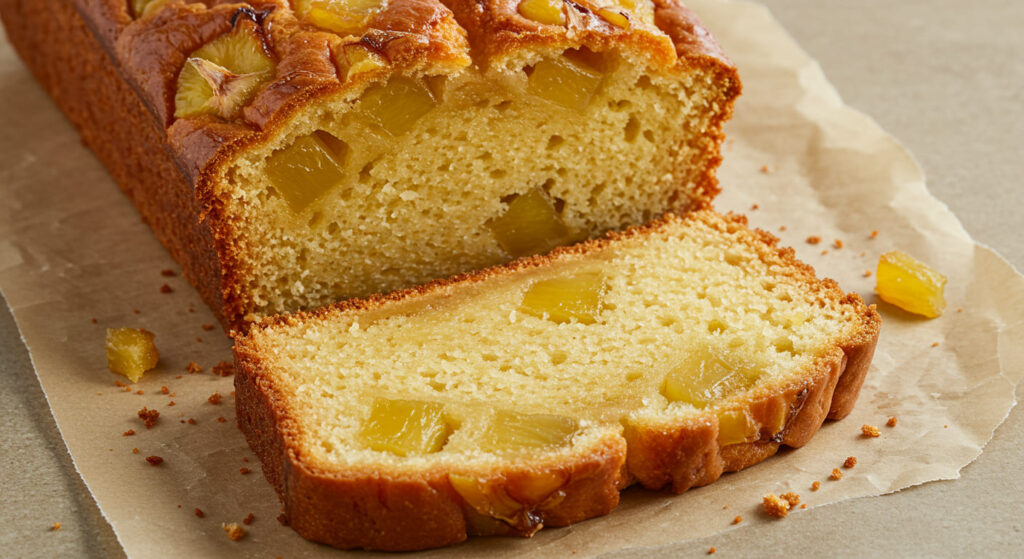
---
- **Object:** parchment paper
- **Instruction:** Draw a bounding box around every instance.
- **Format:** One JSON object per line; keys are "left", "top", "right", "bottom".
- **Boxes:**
{"left": 1, "top": 0, "right": 1022, "bottom": 557}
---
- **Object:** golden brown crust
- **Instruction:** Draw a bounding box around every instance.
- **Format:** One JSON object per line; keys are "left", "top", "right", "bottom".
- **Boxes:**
{"left": 235, "top": 210, "right": 881, "bottom": 550}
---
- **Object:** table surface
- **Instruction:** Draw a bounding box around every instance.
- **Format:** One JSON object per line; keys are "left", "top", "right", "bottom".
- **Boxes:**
{"left": 2, "top": 1, "right": 1022, "bottom": 557}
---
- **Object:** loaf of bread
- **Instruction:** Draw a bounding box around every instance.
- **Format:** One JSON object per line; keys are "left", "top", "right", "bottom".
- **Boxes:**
{"left": 235, "top": 210, "right": 881, "bottom": 551}
{"left": 1, "top": 0, "right": 740, "bottom": 330}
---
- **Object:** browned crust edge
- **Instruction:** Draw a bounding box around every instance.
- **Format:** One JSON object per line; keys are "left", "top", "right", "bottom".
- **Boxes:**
{"left": 234, "top": 210, "right": 881, "bottom": 551}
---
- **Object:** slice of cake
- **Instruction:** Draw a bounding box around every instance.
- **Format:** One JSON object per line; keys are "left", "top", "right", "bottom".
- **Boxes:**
{"left": 234, "top": 210, "right": 880, "bottom": 551}
{"left": 1, "top": 0, "right": 740, "bottom": 330}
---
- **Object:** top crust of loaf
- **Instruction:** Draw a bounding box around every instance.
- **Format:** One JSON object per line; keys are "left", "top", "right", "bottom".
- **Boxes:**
{"left": 75, "top": 0, "right": 739, "bottom": 186}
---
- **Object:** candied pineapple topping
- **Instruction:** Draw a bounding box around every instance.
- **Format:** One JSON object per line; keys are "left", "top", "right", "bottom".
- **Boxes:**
{"left": 252, "top": 217, "right": 867, "bottom": 472}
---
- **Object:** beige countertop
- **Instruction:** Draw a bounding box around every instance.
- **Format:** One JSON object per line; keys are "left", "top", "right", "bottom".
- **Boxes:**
{"left": 1, "top": 1, "right": 1021, "bottom": 556}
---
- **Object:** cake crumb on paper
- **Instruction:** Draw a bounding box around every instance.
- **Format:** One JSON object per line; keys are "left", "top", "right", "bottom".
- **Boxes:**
{"left": 222, "top": 523, "right": 246, "bottom": 541}
{"left": 762, "top": 493, "right": 789, "bottom": 518}
{"left": 208, "top": 392, "right": 223, "bottom": 405}
{"left": 145, "top": 455, "right": 163, "bottom": 466}
{"left": 887, "top": 416, "right": 898, "bottom": 427}
{"left": 806, "top": 236, "right": 821, "bottom": 245}
{"left": 137, "top": 407, "right": 159, "bottom": 428}
{"left": 811, "top": 481, "right": 821, "bottom": 491}
{"left": 731, "top": 515, "right": 742, "bottom": 525}
{"left": 831, "top": 468, "right": 843, "bottom": 481}
{"left": 51, "top": 522, "right": 61, "bottom": 531}
{"left": 194, "top": 508, "right": 205, "bottom": 518}
{"left": 780, "top": 492, "right": 800, "bottom": 510}
{"left": 843, "top": 456, "right": 857, "bottom": 469}
{"left": 862, "top": 424, "right": 881, "bottom": 438}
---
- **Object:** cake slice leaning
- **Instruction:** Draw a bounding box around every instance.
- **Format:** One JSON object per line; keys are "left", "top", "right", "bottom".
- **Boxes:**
{"left": 234, "top": 210, "right": 880, "bottom": 551}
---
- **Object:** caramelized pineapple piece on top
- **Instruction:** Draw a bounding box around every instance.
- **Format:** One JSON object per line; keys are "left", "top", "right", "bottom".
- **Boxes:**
{"left": 359, "top": 398, "right": 453, "bottom": 456}
{"left": 519, "top": 271, "right": 605, "bottom": 324}
{"left": 487, "top": 188, "right": 571, "bottom": 258}
{"left": 662, "top": 347, "right": 763, "bottom": 408}
{"left": 105, "top": 328, "right": 159, "bottom": 383}
{"left": 132, "top": 0, "right": 171, "bottom": 18}
{"left": 518, "top": 0, "right": 565, "bottom": 26}
{"left": 174, "top": 19, "right": 275, "bottom": 119}
{"left": 334, "top": 43, "right": 388, "bottom": 82}
{"left": 355, "top": 78, "right": 437, "bottom": 136}
{"left": 527, "top": 55, "right": 604, "bottom": 111}
{"left": 265, "top": 132, "right": 347, "bottom": 212}
{"left": 716, "top": 408, "right": 759, "bottom": 446}
{"left": 875, "top": 250, "right": 946, "bottom": 317}
{"left": 478, "top": 410, "right": 578, "bottom": 453}
{"left": 303, "top": 0, "right": 387, "bottom": 36}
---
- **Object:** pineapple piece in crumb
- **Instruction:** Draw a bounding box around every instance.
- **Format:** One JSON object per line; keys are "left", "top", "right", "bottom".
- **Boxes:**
{"left": 662, "top": 347, "right": 762, "bottom": 408}
{"left": 528, "top": 55, "right": 604, "bottom": 111}
{"left": 478, "top": 410, "right": 578, "bottom": 452}
{"left": 105, "top": 328, "right": 159, "bottom": 383}
{"left": 487, "top": 188, "right": 571, "bottom": 258}
{"left": 875, "top": 250, "right": 946, "bottom": 317}
{"left": 716, "top": 408, "right": 758, "bottom": 446}
{"left": 355, "top": 78, "right": 437, "bottom": 136}
{"left": 359, "top": 398, "right": 452, "bottom": 456}
{"left": 518, "top": 0, "right": 565, "bottom": 26}
{"left": 519, "top": 271, "right": 605, "bottom": 324}
{"left": 265, "top": 132, "right": 347, "bottom": 212}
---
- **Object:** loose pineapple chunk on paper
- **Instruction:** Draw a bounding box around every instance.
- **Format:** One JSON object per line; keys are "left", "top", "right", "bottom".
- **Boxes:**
{"left": 105, "top": 328, "right": 159, "bottom": 383}
{"left": 359, "top": 398, "right": 453, "bottom": 456}
{"left": 875, "top": 250, "right": 946, "bottom": 317}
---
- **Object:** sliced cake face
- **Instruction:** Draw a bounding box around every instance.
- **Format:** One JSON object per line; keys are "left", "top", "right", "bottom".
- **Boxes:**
{"left": 243, "top": 213, "right": 867, "bottom": 470}
{"left": 115, "top": 1, "right": 738, "bottom": 327}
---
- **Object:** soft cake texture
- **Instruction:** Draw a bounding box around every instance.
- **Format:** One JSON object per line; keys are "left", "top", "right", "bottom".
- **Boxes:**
{"left": 235, "top": 211, "right": 881, "bottom": 551}
{"left": 0, "top": 0, "right": 740, "bottom": 330}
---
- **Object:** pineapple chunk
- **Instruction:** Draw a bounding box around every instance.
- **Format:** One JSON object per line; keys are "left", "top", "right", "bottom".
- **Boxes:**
{"left": 132, "top": 0, "right": 171, "bottom": 18}
{"left": 304, "top": 0, "right": 387, "bottom": 36}
{"left": 527, "top": 56, "right": 603, "bottom": 111}
{"left": 105, "top": 328, "right": 159, "bottom": 383}
{"left": 478, "top": 410, "right": 578, "bottom": 452}
{"left": 662, "top": 348, "right": 762, "bottom": 408}
{"left": 355, "top": 78, "right": 437, "bottom": 136}
{"left": 875, "top": 250, "right": 946, "bottom": 318}
{"left": 716, "top": 409, "right": 758, "bottom": 446}
{"left": 518, "top": 0, "right": 565, "bottom": 26}
{"left": 596, "top": 8, "right": 630, "bottom": 29}
{"left": 487, "top": 188, "right": 571, "bottom": 258}
{"left": 265, "top": 133, "right": 347, "bottom": 212}
{"left": 334, "top": 43, "right": 388, "bottom": 82}
{"left": 448, "top": 474, "right": 525, "bottom": 522}
{"left": 174, "top": 19, "right": 274, "bottom": 119}
{"left": 359, "top": 398, "right": 452, "bottom": 456}
{"left": 519, "top": 272, "right": 605, "bottom": 325}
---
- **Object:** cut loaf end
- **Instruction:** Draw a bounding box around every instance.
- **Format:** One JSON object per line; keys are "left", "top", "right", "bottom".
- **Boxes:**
{"left": 235, "top": 210, "right": 880, "bottom": 551}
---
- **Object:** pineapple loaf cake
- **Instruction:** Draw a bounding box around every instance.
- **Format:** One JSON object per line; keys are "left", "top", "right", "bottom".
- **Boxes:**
{"left": 0, "top": 0, "right": 740, "bottom": 330}
{"left": 235, "top": 210, "right": 881, "bottom": 551}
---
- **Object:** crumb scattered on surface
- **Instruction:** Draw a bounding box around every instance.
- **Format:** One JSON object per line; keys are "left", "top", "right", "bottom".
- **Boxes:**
{"left": 811, "top": 481, "right": 821, "bottom": 491}
{"left": 161, "top": 269, "right": 176, "bottom": 277}
{"left": 133, "top": 309, "right": 140, "bottom": 314}
{"left": 870, "top": 230, "right": 879, "bottom": 239}
{"left": 779, "top": 225, "right": 787, "bottom": 231}
{"left": 708, "top": 547, "right": 716, "bottom": 555}
{"left": 957, "top": 307, "right": 963, "bottom": 313}
{"left": 831, "top": 468, "right": 843, "bottom": 481}
{"left": 123, "top": 429, "right": 135, "bottom": 437}
{"left": 52, "top": 522, "right": 61, "bottom": 531}
{"left": 202, "top": 324, "right": 215, "bottom": 331}
{"left": 160, "top": 284, "right": 173, "bottom": 294}
{"left": 145, "top": 455, "right": 164, "bottom": 466}
{"left": 887, "top": 416, "right": 898, "bottom": 427}
{"left": 186, "top": 361, "right": 203, "bottom": 374}
{"left": 160, "top": 386, "right": 169, "bottom": 394}
{"left": 137, "top": 407, "right": 159, "bottom": 428}
{"left": 751, "top": 203, "right": 759, "bottom": 210}
{"left": 213, "top": 361, "right": 234, "bottom": 377}
{"left": 222, "top": 523, "right": 245, "bottom": 541}
{"left": 168, "top": 401, "right": 176, "bottom": 407}
{"left": 833, "top": 239, "right": 843, "bottom": 249}
{"left": 243, "top": 513, "right": 255, "bottom": 526}
{"left": 732, "top": 515, "right": 742, "bottom": 525}
{"left": 863, "top": 270, "right": 872, "bottom": 277}
{"left": 208, "top": 392, "right": 223, "bottom": 405}
{"left": 239, "top": 468, "right": 251, "bottom": 475}
{"left": 135, "top": 390, "right": 144, "bottom": 395}
{"left": 931, "top": 341, "right": 940, "bottom": 348}
{"left": 195, "top": 337, "right": 203, "bottom": 343}
{"left": 194, "top": 508, "right": 205, "bottom": 518}
{"left": 217, "top": 416, "right": 227, "bottom": 423}
{"left": 780, "top": 492, "right": 800, "bottom": 510}
{"left": 862, "top": 424, "right": 881, "bottom": 438}
{"left": 800, "top": 504, "right": 806, "bottom": 509}
{"left": 762, "top": 493, "right": 789, "bottom": 518}
{"left": 843, "top": 456, "right": 857, "bottom": 469}
{"left": 114, "top": 381, "right": 125, "bottom": 388}
{"left": 806, "top": 236, "right": 821, "bottom": 245}
{"left": 132, "top": 448, "right": 139, "bottom": 454}
{"left": 187, "top": 418, "right": 196, "bottom": 425}
{"left": 759, "top": 164, "right": 772, "bottom": 174}
{"left": 90, "top": 318, "right": 98, "bottom": 324}
{"left": 820, "top": 250, "right": 829, "bottom": 255}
